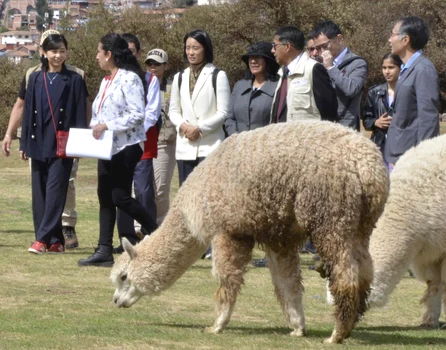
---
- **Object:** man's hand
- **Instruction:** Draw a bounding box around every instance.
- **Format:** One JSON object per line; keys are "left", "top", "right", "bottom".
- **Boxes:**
{"left": 2, "top": 134, "right": 12, "bottom": 157}
{"left": 321, "top": 49, "right": 334, "bottom": 69}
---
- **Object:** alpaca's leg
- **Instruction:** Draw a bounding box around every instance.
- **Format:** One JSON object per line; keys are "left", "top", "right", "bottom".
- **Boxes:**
{"left": 316, "top": 232, "right": 371, "bottom": 344}
{"left": 204, "top": 233, "right": 254, "bottom": 334}
{"left": 267, "top": 247, "right": 306, "bottom": 337}
{"left": 441, "top": 260, "right": 446, "bottom": 329}
{"left": 417, "top": 263, "right": 442, "bottom": 328}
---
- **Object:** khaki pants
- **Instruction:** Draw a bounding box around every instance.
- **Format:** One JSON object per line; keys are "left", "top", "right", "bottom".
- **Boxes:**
{"left": 153, "top": 140, "right": 176, "bottom": 225}
{"left": 61, "top": 158, "right": 78, "bottom": 227}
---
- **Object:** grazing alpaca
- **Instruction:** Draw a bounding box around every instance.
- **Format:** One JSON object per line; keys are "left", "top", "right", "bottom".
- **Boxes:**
{"left": 110, "top": 121, "right": 389, "bottom": 344}
{"left": 368, "top": 134, "right": 446, "bottom": 328}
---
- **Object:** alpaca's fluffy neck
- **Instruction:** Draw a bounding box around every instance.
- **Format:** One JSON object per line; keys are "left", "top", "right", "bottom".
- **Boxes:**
{"left": 369, "top": 214, "right": 416, "bottom": 306}
{"left": 135, "top": 206, "right": 209, "bottom": 293}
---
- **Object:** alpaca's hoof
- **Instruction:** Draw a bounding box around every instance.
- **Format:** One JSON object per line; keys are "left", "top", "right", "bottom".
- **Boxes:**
{"left": 323, "top": 331, "right": 343, "bottom": 344}
{"left": 204, "top": 326, "right": 221, "bottom": 334}
{"left": 290, "top": 328, "right": 306, "bottom": 337}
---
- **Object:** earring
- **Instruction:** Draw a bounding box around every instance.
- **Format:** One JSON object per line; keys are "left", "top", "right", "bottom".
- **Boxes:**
{"left": 105, "top": 58, "right": 108, "bottom": 62}
{"left": 44, "top": 55, "right": 47, "bottom": 58}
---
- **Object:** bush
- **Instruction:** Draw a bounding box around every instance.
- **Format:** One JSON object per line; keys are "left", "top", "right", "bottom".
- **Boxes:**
{"left": 1, "top": 0, "right": 445, "bottom": 139}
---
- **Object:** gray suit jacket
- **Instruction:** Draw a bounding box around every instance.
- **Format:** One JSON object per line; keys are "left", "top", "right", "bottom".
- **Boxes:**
{"left": 328, "top": 48, "right": 367, "bottom": 130}
{"left": 225, "top": 78, "right": 278, "bottom": 136}
{"left": 384, "top": 55, "right": 440, "bottom": 163}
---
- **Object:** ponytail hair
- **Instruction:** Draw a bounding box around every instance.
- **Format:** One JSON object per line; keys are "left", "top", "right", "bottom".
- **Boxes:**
{"left": 99, "top": 33, "right": 146, "bottom": 92}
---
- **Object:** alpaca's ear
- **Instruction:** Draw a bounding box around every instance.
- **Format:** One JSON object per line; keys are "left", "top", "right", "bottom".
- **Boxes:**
{"left": 122, "top": 238, "right": 137, "bottom": 260}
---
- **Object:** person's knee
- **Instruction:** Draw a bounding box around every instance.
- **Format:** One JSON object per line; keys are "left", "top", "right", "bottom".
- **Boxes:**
{"left": 112, "top": 188, "right": 130, "bottom": 207}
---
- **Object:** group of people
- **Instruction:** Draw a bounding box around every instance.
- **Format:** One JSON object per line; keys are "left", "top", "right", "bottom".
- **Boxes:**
{"left": 1, "top": 15, "right": 440, "bottom": 268}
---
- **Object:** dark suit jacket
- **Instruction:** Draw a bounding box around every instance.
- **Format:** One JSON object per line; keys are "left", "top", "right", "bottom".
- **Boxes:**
{"left": 384, "top": 55, "right": 440, "bottom": 163}
{"left": 328, "top": 48, "right": 368, "bottom": 130}
{"left": 225, "top": 78, "right": 278, "bottom": 136}
{"left": 20, "top": 66, "right": 88, "bottom": 160}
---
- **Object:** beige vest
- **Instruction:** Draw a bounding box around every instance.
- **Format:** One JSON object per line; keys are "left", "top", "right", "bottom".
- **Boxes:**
{"left": 283, "top": 52, "right": 321, "bottom": 122}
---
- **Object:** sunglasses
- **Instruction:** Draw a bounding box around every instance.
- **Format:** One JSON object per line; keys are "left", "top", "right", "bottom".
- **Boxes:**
{"left": 271, "top": 42, "right": 287, "bottom": 49}
{"left": 146, "top": 61, "right": 163, "bottom": 66}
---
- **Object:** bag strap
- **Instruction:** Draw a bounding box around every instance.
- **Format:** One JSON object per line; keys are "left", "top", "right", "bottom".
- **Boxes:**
{"left": 43, "top": 72, "right": 58, "bottom": 134}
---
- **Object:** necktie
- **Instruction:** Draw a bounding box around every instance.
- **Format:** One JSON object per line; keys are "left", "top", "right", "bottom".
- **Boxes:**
{"left": 276, "top": 67, "right": 289, "bottom": 122}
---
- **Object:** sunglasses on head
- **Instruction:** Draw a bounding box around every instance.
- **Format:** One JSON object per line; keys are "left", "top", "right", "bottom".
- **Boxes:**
{"left": 146, "top": 61, "right": 163, "bottom": 66}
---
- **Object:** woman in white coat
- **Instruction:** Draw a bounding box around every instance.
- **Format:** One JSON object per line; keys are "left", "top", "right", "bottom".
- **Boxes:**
{"left": 169, "top": 29, "right": 230, "bottom": 186}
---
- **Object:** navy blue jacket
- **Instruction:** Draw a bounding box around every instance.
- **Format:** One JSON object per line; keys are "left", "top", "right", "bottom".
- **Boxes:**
{"left": 20, "top": 66, "right": 88, "bottom": 160}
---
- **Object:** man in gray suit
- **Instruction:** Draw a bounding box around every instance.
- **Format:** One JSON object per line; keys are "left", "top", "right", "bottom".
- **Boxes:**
{"left": 385, "top": 16, "right": 440, "bottom": 166}
{"left": 311, "top": 20, "right": 368, "bottom": 131}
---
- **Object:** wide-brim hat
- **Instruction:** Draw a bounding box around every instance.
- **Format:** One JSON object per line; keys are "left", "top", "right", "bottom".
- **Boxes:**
{"left": 242, "top": 41, "right": 279, "bottom": 72}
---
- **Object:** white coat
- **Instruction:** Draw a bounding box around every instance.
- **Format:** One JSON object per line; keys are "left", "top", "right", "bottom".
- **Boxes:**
{"left": 169, "top": 63, "right": 230, "bottom": 160}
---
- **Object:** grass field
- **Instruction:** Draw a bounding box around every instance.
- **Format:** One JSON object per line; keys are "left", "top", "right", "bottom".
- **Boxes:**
{"left": 0, "top": 139, "right": 445, "bottom": 349}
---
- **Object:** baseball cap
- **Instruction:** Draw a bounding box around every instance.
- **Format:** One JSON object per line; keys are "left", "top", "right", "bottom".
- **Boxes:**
{"left": 145, "top": 49, "right": 168, "bottom": 64}
{"left": 40, "top": 29, "right": 60, "bottom": 46}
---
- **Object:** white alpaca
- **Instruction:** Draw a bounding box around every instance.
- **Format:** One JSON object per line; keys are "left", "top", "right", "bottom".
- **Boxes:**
{"left": 368, "top": 134, "right": 446, "bottom": 328}
{"left": 110, "top": 121, "right": 389, "bottom": 343}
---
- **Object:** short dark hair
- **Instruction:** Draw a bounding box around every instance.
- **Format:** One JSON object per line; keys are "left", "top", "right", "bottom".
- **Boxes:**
{"left": 40, "top": 34, "right": 68, "bottom": 71}
{"left": 183, "top": 30, "right": 214, "bottom": 64}
{"left": 382, "top": 52, "right": 403, "bottom": 67}
{"left": 274, "top": 26, "right": 305, "bottom": 50}
{"left": 397, "top": 16, "right": 430, "bottom": 51}
{"left": 122, "top": 33, "right": 141, "bottom": 53}
{"left": 312, "top": 20, "right": 342, "bottom": 40}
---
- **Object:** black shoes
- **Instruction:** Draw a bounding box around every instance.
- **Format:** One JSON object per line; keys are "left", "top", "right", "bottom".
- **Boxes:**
{"left": 78, "top": 245, "right": 114, "bottom": 267}
{"left": 112, "top": 245, "right": 124, "bottom": 254}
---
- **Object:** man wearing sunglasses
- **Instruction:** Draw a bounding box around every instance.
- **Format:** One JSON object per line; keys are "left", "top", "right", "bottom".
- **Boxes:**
{"left": 311, "top": 20, "right": 367, "bottom": 131}
{"left": 270, "top": 26, "right": 338, "bottom": 123}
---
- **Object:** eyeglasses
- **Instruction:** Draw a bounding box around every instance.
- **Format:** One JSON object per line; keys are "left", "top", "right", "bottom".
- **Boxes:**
{"left": 312, "top": 40, "right": 331, "bottom": 52}
{"left": 272, "top": 42, "right": 287, "bottom": 49}
{"left": 146, "top": 61, "right": 163, "bottom": 66}
{"left": 306, "top": 46, "right": 318, "bottom": 52}
{"left": 390, "top": 32, "right": 404, "bottom": 38}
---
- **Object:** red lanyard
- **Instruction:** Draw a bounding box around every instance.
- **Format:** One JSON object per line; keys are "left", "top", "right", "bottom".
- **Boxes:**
{"left": 97, "top": 69, "right": 119, "bottom": 115}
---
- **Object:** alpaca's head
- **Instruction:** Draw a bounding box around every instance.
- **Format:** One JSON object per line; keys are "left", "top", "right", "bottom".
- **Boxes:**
{"left": 110, "top": 237, "right": 158, "bottom": 308}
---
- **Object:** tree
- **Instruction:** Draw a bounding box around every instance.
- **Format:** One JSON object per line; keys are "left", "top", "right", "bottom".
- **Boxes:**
{"left": 34, "top": 0, "right": 53, "bottom": 32}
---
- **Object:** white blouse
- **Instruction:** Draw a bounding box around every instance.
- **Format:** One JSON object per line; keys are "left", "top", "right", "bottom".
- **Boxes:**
{"left": 91, "top": 69, "right": 146, "bottom": 155}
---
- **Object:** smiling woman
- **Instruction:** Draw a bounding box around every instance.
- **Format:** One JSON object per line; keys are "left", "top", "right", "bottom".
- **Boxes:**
{"left": 19, "top": 34, "right": 88, "bottom": 254}
{"left": 224, "top": 41, "right": 279, "bottom": 136}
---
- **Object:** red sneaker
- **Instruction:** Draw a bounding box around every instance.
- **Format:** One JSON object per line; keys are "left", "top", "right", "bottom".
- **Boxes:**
{"left": 28, "top": 241, "right": 47, "bottom": 254}
{"left": 48, "top": 243, "right": 65, "bottom": 254}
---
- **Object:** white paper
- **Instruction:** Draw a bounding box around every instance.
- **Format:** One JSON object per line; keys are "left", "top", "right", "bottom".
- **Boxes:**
{"left": 66, "top": 128, "right": 113, "bottom": 160}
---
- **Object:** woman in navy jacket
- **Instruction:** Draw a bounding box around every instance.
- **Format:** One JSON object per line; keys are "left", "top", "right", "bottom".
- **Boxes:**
{"left": 225, "top": 42, "right": 279, "bottom": 136}
{"left": 20, "top": 34, "right": 88, "bottom": 254}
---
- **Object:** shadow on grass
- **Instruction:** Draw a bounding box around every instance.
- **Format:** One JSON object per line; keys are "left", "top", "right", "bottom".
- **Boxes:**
{"left": 152, "top": 323, "right": 446, "bottom": 345}
{"left": 1, "top": 229, "right": 34, "bottom": 234}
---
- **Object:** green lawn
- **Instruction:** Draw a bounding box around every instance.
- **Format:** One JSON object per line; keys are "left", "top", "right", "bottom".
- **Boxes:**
{"left": 0, "top": 140, "right": 445, "bottom": 349}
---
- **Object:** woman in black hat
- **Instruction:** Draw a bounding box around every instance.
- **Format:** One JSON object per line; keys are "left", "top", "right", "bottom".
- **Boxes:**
{"left": 224, "top": 41, "right": 280, "bottom": 136}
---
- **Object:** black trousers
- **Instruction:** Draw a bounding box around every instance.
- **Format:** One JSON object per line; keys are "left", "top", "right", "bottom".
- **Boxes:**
{"left": 117, "top": 158, "right": 157, "bottom": 244}
{"left": 97, "top": 144, "right": 157, "bottom": 247}
{"left": 177, "top": 157, "right": 206, "bottom": 187}
{"left": 31, "top": 157, "right": 73, "bottom": 246}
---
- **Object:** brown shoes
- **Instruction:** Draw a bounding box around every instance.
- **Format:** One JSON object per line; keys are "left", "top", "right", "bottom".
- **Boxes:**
{"left": 62, "top": 226, "right": 79, "bottom": 249}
